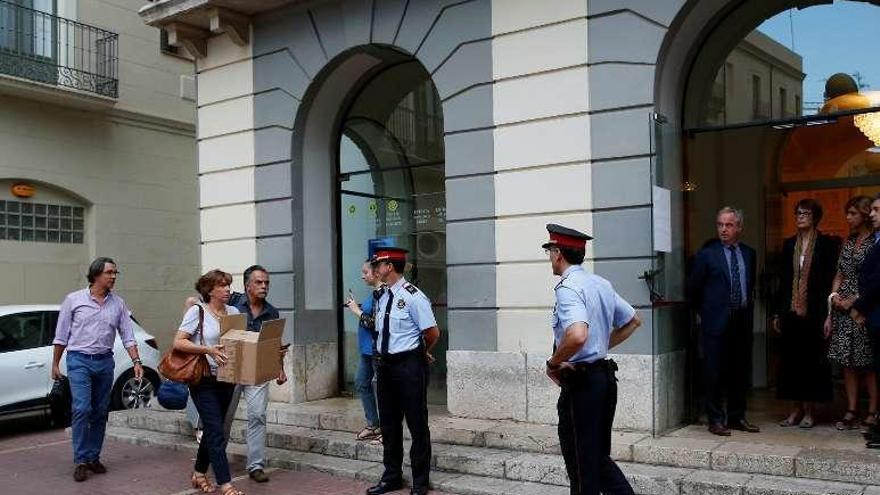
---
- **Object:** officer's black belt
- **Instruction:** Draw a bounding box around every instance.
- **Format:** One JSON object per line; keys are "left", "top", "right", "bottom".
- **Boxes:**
{"left": 375, "top": 345, "right": 423, "bottom": 364}
{"left": 567, "top": 358, "right": 618, "bottom": 373}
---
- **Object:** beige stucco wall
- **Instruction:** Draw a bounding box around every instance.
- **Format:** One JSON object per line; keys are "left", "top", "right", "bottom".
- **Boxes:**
{"left": 0, "top": 0, "right": 198, "bottom": 348}
{"left": 0, "top": 95, "right": 198, "bottom": 347}
{"left": 78, "top": 0, "right": 196, "bottom": 124}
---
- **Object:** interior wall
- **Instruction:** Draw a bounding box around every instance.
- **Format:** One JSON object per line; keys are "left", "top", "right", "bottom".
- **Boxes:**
{"left": 686, "top": 126, "right": 790, "bottom": 387}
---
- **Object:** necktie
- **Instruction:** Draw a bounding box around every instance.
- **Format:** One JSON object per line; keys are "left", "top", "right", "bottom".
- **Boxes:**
{"left": 380, "top": 291, "right": 394, "bottom": 356}
{"left": 728, "top": 245, "right": 742, "bottom": 309}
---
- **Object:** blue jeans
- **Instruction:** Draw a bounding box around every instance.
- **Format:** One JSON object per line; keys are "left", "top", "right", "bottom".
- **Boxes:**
{"left": 356, "top": 353, "right": 379, "bottom": 427}
{"left": 67, "top": 351, "right": 115, "bottom": 465}
{"left": 190, "top": 378, "right": 235, "bottom": 485}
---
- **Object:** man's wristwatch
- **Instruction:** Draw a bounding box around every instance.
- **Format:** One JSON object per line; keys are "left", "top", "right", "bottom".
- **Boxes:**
{"left": 546, "top": 359, "right": 561, "bottom": 371}
{"left": 132, "top": 358, "right": 143, "bottom": 366}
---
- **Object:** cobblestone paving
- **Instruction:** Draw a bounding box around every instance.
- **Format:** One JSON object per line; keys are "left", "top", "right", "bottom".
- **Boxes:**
{"left": 0, "top": 420, "right": 455, "bottom": 495}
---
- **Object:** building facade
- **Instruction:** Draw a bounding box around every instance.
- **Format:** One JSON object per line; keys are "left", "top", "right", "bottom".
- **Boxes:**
{"left": 139, "top": 0, "right": 875, "bottom": 433}
{"left": 0, "top": 0, "right": 199, "bottom": 338}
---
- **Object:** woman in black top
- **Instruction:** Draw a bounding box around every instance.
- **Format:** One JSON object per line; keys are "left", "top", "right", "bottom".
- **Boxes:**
{"left": 773, "top": 199, "right": 841, "bottom": 428}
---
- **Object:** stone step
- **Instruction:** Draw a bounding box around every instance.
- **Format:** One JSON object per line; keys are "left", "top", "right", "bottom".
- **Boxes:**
{"left": 109, "top": 407, "right": 880, "bottom": 488}
{"left": 106, "top": 426, "right": 568, "bottom": 495}
{"left": 105, "top": 424, "right": 877, "bottom": 495}
{"left": 109, "top": 405, "right": 608, "bottom": 456}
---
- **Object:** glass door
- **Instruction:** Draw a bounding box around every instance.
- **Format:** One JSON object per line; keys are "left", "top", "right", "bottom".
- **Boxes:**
{"left": 649, "top": 113, "right": 691, "bottom": 435}
{"left": 337, "top": 61, "right": 448, "bottom": 404}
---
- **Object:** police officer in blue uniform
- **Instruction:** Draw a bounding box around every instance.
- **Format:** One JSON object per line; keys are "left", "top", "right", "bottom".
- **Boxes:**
{"left": 366, "top": 247, "right": 441, "bottom": 495}
{"left": 543, "top": 224, "right": 642, "bottom": 495}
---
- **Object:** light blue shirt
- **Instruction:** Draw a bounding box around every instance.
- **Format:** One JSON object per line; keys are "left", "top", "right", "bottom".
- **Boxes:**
{"left": 552, "top": 265, "right": 636, "bottom": 364}
{"left": 375, "top": 277, "right": 437, "bottom": 354}
{"left": 722, "top": 243, "right": 748, "bottom": 307}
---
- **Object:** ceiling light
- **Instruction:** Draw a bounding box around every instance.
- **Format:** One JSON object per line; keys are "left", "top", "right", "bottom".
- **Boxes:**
{"left": 855, "top": 112, "right": 880, "bottom": 146}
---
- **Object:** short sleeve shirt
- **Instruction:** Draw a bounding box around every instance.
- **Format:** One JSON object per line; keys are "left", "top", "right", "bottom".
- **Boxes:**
{"left": 552, "top": 265, "right": 636, "bottom": 364}
{"left": 228, "top": 292, "right": 279, "bottom": 332}
{"left": 179, "top": 304, "right": 240, "bottom": 372}
{"left": 375, "top": 277, "right": 437, "bottom": 354}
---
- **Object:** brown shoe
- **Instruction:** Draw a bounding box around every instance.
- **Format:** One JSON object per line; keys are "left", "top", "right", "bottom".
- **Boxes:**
{"left": 728, "top": 419, "right": 760, "bottom": 433}
{"left": 87, "top": 460, "right": 107, "bottom": 474}
{"left": 708, "top": 423, "right": 731, "bottom": 436}
{"left": 73, "top": 464, "right": 88, "bottom": 482}
{"left": 249, "top": 469, "right": 269, "bottom": 483}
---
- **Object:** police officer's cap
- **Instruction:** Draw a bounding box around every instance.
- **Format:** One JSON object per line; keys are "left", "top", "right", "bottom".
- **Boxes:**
{"left": 542, "top": 224, "right": 593, "bottom": 250}
{"left": 371, "top": 247, "right": 408, "bottom": 265}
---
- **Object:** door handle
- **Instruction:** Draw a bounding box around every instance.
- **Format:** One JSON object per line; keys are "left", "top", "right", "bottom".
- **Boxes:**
{"left": 24, "top": 362, "right": 46, "bottom": 369}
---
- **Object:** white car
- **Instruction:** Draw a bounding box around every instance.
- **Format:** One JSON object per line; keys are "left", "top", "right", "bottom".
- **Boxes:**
{"left": 0, "top": 305, "right": 162, "bottom": 422}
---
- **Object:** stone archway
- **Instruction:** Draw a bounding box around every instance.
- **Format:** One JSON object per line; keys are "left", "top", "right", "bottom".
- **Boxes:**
{"left": 653, "top": 0, "right": 880, "bottom": 427}
{"left": 141, "top": 0, "right": 499, "bottom": 404}
{"left": 287, "top": 45, "right": 448, "bottom": 399}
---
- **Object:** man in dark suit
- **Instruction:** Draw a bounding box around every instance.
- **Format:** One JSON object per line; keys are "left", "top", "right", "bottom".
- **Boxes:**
{"left": 687, "top": 207, "right": 761, "bottom": 436}
{"left": 851, "top": 195, "right": 880, "bottom": 448}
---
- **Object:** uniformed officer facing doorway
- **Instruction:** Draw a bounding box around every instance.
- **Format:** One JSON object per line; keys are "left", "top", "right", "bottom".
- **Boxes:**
{"left": 543, "top": 224, "right": 643, "bottom": 495}
{"left": 366, "top": 247, "right": 441, "bottom": 495}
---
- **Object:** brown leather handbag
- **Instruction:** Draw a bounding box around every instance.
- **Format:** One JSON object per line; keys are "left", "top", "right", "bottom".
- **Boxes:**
{"left": 158, "top": 305, "right": 210, "bottom": 384}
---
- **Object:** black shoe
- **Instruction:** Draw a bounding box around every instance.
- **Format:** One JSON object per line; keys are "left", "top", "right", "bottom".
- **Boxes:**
{"left": 410, "top": 487, "right": 429, "bottom": 495}
{"left": 867, "top": 438, "right": 880, "bottom": 449}
{"left": 728, "top": 419, "right": 760, "bottom": 433}
{"left": 708, "top": 423, "right": 731, "bottom": 436}
{"left": 249, "top": 469, "right": 269, "bottom": 483}
{"left": 73, "top": 464, "right": 88, "bottom": 482}
{"left": 864, "top": 425, "right": 880, "bottom": 440}
{"left": 86, "top": 460, "right": 107, "bottom": 474}
{"left": 366, "top": 480, "right": 403, "bottom": 495}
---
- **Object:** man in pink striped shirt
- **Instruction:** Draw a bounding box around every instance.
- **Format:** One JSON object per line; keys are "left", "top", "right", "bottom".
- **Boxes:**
{"left": 52, "top": 257, "right": 143, "bottom": 483}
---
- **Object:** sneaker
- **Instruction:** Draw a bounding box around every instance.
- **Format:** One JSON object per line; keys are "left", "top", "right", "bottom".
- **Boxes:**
{"left": 73, "top": 464, "right": 88, "bottom": 482}
{"left": 87, "top": 460, "right": 107, "bottom": 474}
{"left": 249, "top": 468, "right": 270, "bottom": 483}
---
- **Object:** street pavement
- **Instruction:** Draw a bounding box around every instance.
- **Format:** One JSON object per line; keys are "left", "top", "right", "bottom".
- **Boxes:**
{"left": 0, "top": 418, "right": 456, "bottom": 495}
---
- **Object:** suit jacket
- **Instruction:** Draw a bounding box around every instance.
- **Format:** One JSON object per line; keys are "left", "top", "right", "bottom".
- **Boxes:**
{"left": 775, "top": 233, "right": 840, "bottom": 323}
{"left": 854, "top": 238, "right": 880, "bottom": 328}
{"left": 687, "top": 239, "right": 757, "bottom": 336}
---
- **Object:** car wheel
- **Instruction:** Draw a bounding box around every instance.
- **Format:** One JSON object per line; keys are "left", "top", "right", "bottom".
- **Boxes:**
{"left": 111, "top": 368, "right": 159, "bottom": 410}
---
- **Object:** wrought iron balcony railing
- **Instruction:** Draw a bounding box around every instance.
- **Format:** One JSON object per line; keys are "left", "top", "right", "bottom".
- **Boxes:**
{"left": 0, "top": 1, "right": 118, "bottom": 98}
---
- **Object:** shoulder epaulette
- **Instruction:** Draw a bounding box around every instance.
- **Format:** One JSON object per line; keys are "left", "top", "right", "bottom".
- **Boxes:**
{"left": 404, "top": 283, "right": 419, "bottom": 294}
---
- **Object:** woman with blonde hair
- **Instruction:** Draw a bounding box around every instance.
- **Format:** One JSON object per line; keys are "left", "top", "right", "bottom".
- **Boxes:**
{"left": 173, "top": 269, "right": 244, "bottom": 495}
{"left": 827, "top": 195, "right": 878, "bottom": 431}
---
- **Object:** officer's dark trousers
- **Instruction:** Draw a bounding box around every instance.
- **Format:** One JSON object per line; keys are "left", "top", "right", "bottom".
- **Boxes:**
{"left": 869, "top": 324, "right": 880, "bottom": 440}
{"left": 701, "top": 309, "right": 752, "bottom": 426}
{"left": 557, "top": 361, "right": 633, "bottom": 495}
{"left": 376, "top": 348, "right": 431, "bottom": 489}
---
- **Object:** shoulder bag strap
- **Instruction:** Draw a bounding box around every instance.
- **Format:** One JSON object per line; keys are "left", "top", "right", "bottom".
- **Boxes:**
{"left": 196, "top": 304, "right": 206, "bottom": 346}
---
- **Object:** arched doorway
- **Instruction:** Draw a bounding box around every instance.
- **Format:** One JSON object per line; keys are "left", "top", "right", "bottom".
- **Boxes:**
{"left": 654, "top": 0, "right": 880, "bottom": 429}
{"left": 337, "top": 59, "right": 447, "bottom": 404}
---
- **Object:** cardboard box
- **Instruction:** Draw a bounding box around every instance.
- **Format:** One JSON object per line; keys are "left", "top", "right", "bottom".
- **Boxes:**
{"left": 217, "top": 314, "right": 286, "bottom": 385}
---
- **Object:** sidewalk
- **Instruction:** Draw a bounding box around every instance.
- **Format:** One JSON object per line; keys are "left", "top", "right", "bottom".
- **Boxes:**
{"left": 0, "top": 422, "right": 456, "bottom": 495}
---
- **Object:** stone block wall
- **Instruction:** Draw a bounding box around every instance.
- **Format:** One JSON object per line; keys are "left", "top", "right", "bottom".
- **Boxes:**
{"left": 448, "top": 350, "right": 687, "bottom": 433}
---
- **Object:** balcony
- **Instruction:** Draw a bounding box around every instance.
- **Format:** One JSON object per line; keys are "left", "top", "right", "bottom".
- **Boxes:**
{"left": 0, "top": 1, "right": 118, "bottom": 99}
